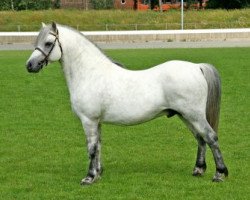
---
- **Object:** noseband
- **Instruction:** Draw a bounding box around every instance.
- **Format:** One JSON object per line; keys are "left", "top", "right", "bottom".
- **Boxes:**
{"left": 35, "top": 29, "right": 63, "bottom": 66}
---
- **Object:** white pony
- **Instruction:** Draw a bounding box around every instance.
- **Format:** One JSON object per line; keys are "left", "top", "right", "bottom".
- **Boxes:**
{"left": 26, "top": 22, "right": 228, "bottom": 185}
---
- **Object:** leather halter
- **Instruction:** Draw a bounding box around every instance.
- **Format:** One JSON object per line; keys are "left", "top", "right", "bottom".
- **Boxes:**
{"left": 35, "top": 29, "right": 63, "bottom": 66}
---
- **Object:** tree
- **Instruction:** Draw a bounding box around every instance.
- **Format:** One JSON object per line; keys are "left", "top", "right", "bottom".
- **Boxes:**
{"left": 207, "top": 0, "right": 249, "bottom": 9}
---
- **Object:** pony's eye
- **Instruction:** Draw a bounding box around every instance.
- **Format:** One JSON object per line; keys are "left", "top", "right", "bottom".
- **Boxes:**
{"left": 45, "top": 42, "right": 53, "bottom": 48}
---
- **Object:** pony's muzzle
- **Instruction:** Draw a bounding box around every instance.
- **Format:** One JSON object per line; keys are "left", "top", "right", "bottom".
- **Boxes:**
{"left": 26, "top": 60, "right": 44, "bottom": 73}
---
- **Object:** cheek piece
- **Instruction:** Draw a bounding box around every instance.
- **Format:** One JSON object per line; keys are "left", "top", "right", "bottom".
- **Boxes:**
{"left": 35, "top": 29, "right": 63, "bottom": 67}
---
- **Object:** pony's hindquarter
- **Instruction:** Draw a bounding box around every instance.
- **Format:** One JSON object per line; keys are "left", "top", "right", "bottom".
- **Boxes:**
{"left": 187, "top": 63, "right": 228, "bottom": 181}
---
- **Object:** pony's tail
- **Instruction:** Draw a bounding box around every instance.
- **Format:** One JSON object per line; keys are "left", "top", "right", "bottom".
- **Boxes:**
{"left": 200, "top": 64, "right": 221, "bottom": 133}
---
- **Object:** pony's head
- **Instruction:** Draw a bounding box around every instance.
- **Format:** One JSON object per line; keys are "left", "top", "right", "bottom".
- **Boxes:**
{"left": 26, "top": 22, "right": 62, "bottom": 73}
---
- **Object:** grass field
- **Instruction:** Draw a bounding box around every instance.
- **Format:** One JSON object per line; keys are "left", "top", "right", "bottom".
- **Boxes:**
{"left": 0, "top": 47, "right": 249, "bottom": 199}
{"left": 0, "top": 9, "right": 250, "bottom": 31}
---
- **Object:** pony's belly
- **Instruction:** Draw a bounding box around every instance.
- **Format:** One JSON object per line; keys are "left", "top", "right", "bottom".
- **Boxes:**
{"left": 102, "top": 107, "right": 165, "bottom": 125}
{"left": 101, "top": 87, "right": 167, "bottom": 125}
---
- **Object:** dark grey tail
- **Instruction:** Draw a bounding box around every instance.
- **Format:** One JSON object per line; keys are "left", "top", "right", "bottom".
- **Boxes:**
{"left": 200, "top": 64, "right": 221, "bottom": 133}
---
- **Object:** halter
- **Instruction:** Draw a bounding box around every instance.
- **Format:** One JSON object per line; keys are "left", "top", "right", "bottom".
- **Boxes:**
{"left": 35, "top": 29, "right": 63, "bottom": 66}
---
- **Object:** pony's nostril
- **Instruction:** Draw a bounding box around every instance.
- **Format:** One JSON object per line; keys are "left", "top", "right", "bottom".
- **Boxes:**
{"left": 26, "top": 61, "right": 33, "bottom": 72}
{"left": 27, "top": 61, "right": 31, "bottom": 68}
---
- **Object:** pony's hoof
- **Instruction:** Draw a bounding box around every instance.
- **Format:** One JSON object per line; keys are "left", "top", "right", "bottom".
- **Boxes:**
{"left": 80, "top": 176, "right": 95, "bottom": 185}
{"left": 212, "top": 176, "right": 224, "bottom": 182}
{"left": 80, "top": 174, "right": 101, "bottom": 185}
{"left": 212, "top": 168, "right": 228, "bottom": 182}
{"left": 192, "top": 167, "right": 206, "bottom": 176}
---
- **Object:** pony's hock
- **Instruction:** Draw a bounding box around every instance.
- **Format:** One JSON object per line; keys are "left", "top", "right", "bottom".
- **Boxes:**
{"left": 26, "top": 22, "right": 228, "bottom": 185}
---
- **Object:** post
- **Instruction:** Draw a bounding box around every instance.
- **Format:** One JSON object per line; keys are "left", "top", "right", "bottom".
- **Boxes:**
{"left": 159, "top": 0, "right": 163, "bottom": 12}
{"left": 181, "top": 0, "right": 184, "bottom": 30}
{"left": 11, "top": 0, "right": 14, "bottom": 10}
{"left": 135, "top": 24, "right": 138, "bottom": 30}
{"left": 85, "top": 0, "right": 88, "bottom": 10}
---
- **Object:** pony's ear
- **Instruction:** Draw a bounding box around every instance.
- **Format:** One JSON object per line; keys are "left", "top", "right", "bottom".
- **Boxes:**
{"left": 41, "top": 22, "right": 46, "bottom": 28}
{"left": 51, "top": 21, "right": 57, "bottom": 33}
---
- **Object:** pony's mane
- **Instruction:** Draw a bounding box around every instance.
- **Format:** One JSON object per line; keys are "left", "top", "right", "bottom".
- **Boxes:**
{"left": 59, "top": 24, "right": 125, "bottom": 68}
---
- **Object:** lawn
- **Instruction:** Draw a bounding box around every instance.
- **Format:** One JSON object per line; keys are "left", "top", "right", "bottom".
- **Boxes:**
{"left": 0, "top": 48, "right": 249, "bottom": 199}
{"left": 0, "top": 9, "right": 250, "bottom": 31}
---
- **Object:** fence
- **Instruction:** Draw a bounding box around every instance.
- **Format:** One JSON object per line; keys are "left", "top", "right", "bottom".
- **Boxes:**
{"left": 1, "top": 29, "right": 250, "bottom": 46}
{"left": 0, "top": 22, "right": 250, "bottom": 32}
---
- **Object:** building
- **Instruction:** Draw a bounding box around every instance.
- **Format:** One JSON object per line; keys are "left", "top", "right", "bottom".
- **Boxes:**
{"left": 60, "top": 0, "right": 91, "bottom": 9}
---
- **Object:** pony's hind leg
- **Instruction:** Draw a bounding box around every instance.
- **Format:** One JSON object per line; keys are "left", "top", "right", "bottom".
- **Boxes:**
{"left": 183, "top": 115, "right": 228, "bottom": 181}
{"left": 80, "top": 117, "right": 102, "bottom": 185}
{"left": 181, "top": 117, "right": 207, "bottom": 176}
{"left": 193, "top": 136, "right": 207, "bottom": 176}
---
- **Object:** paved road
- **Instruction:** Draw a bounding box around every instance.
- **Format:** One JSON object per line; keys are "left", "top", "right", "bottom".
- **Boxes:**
{"left": 0, "top": 41, "right": 250, "bottom": 51}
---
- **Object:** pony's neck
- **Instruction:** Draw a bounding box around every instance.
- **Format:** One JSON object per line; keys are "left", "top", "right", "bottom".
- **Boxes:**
{"left": 58, "top": 26, "right": 112, "bottom": 88}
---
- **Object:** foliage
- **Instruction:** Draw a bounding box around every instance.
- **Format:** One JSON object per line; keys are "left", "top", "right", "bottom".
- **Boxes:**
{"left": 150, "top": 0, "right": 158, "bottom": 9}
{"left": 0, "top": 0, "right": 59, "bottom": 11}
{"left": 0, "top": 0, "right": 11, "bottom": 10}
{"left": 53, "top": 0, "right": 60, "bottom": 9}
{"left": 90, "top": 0, "right": 114, "bottom": 9}
{"left": 186, "top": 0, "right": 197, "bottom": 8}
{"left": 18, "top": 0, "right": 52, "bottom": 10}
{"left": 207, "top": 0, "right": 250, "bottom": 9}
{"left": 0, "top": 48, "right": 249, "bottom": 199}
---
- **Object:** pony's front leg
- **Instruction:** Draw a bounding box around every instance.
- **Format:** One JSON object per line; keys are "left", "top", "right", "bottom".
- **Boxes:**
{"left": 80, "top": 117, "right": 102, "bottom": 185}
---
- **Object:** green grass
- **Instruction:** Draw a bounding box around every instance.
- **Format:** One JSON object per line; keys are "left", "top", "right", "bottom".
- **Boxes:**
{"left": 0, "top": 48, "right": 249, "bottom": 199}
{"left": 0, "top": 9, "right": 250, "bottom": 31}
